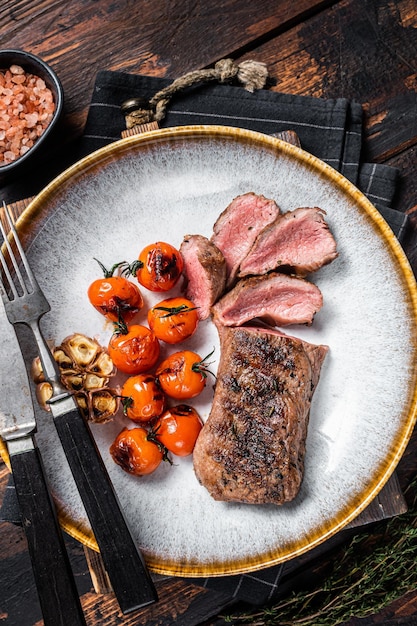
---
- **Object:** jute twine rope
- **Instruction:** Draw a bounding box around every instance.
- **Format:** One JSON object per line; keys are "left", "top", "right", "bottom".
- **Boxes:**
{"left": 122, "top": 58, "right": 268, "bottom": 130}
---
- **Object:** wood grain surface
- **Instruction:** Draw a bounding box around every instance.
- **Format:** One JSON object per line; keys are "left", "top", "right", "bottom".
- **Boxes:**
{"left": 1, "top": 0, "right": 417, "bottom": 624}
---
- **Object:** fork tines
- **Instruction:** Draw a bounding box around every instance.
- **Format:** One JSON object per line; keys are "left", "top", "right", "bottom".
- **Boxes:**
{"left": 0, "top": 201, "right": 34, "bottom": 301}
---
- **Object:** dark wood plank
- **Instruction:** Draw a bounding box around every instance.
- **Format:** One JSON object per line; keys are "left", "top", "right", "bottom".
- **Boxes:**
{"left": 0, "top": 0, "right": 338, "bottom": 139}
{"left": 244, "top": 0, "right": 417, "bottom": 193}
{"left": 388, "top": 149, "right": 417, "bottom": 225}
{"left": 347, "top": 472, "right": 407, "bottom": 529}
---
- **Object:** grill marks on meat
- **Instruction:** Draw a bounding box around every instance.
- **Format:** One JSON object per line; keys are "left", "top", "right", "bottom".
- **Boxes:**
{"left": 211, "top": 192, "right": 281, "bottom": 286}
{"left": 193, "top": 326, "right": 328, "bottom": 504}
{"left": 180, "top": 234, "right": 227, "bottom": 320}
{"left": 212, "top": 272, "right": 323, "bottom": 327}
{"left": 238, "top": 206, "right": 338, "bottom": 278}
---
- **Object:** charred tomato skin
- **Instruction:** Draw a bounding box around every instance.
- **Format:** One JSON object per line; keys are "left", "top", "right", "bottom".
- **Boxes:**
{"left": 122, "top": 374, "right": 165, "bottom": 422}
{"left": 110, "top": 427, "right": 163, "bottom": 475}
{"left": 153, "top": 405, "right": 203, "bottom": 456}
{"left": 155, "top": 350, "right": 208, "bottom": 399}
{"left": 135, "top": 242, "right": 184, "bottom": 292}
{"left": 147, "top": 297, "right": 199, "bottom": 344}
{"left": 88, "top": 276, "right": 143, "bottom": 322}
{"left": 108, "top": 324, "right": 160, "bottom": 375}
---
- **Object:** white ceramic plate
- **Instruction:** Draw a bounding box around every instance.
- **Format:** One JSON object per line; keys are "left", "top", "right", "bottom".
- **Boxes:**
{"left": 3, "top": 126, "right": 417, "bottom": 577}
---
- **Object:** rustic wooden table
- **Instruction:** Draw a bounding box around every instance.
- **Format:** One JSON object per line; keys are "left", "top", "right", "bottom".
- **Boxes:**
{"left": 1, "top": 1, "right": 417, "bottom": 625}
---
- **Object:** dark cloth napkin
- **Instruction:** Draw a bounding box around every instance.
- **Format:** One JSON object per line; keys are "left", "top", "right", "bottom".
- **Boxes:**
{"left": 0, "top": 69, "right": 409, "bottom": 607}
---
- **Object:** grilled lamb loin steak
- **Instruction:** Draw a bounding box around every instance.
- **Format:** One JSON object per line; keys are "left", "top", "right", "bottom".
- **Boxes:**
{"left": 193, "top": 326, "right": 328, "bottom": 505}
{"left": 211, "top": 192, "right": 281, "bottom": 286}
{"left": 180, "top": 234, "right": 227, "bottom": 320}
{"left": 212, "top": 272, "right": 323, "bottom": 327}
{"left": 238, "top": 206, "right": 338, "bottom": 278}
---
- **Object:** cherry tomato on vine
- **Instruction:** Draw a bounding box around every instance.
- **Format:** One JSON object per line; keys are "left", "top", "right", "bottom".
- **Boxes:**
{"left": 147, "top": 297, "right": 199, "bottom": 344}
{"left": 110, "top": 427, "right": 163, "bottom": 476}
{"left": 121, "top": 374, "right": 165, "bottom": 422}
{"left": 87, "top": 259, "right": 143, "bottom": 322}
{"left": 155, "top": 349, "right": 215, "bottom": 399}
{"left": 108, "top": 321, "right": 160, "bottom": 375}
{"left": 129, "top": 242, "right": 184, "bottom": 292}
{"left": 153, "top": 405, "right": 203, "bottom": 457}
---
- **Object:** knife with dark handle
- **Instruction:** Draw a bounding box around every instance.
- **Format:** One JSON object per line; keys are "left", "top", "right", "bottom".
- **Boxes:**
{"left": 0, "top": 316, "right": 87, "bottom": 626}
{"left": 8, "top": 438, "right": 87, "bottom": 626}
{"left": 48, "top": 392, "right": 159, "bottom": 613}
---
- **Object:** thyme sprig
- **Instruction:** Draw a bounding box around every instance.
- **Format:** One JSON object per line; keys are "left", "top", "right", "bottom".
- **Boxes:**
{"left": 192, "top": 348, "right": 216, "bottom": 380}
{"left": 154, "top": 304, "right": 199, "bottom": 318}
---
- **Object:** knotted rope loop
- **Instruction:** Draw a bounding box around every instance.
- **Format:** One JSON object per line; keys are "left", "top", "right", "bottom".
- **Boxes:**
{"left": 122, "top": 59, "right": 268, "bottom": 130}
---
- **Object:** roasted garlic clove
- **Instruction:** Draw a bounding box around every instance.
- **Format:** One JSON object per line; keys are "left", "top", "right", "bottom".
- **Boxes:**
{"left": 74, "top": 393, "right": 89, "bottom": 420}
{"left": 35, "top": 381, "right": 53, "bottom": 411}
{"left": 84, "top": 373, "right": 107, "bottom": 390}
{"left": 61, "top": 373, "right": 85, "bottom": 392}
{"left": 61, "top": 333, "right": 100, "bottom": 368}
{"left": 31, "top": 332, "right": 119, "bottom": 423}
{"left": 88, "top": 351, "right": 116, "bottom": 378}
{"left": 89, "top": 389, "right": 120, "bottom": 424}
{"left": 31, "top": 356, "right": 45, "bottom": 384}
{"left": 53, "top": 348, "right": 76, "bottom": 372}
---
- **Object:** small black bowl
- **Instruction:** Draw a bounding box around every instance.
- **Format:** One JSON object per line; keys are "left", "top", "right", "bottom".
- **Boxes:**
{"left": 0, "top": 49, "right": 64, "bottom": 181}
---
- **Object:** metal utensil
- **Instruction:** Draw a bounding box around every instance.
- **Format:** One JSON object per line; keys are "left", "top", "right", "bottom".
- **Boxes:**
{"left": 0, "top": 201, "right": 158, "bottom": 613}
{"left": 0, "top": 295, "right": 87, "bottom": 625}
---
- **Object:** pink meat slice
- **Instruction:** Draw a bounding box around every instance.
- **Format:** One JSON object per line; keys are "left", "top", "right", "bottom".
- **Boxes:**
{"left": 238, "top": 206, "right": 338, "bottom": 278}
{"left": 211, "top": 192, "right": 281, "bottom": 286}
{"left": 180, "top": 234, "right": 227, "bottom": 320}
{"left": 212, "top": 272, "right": 323, "bottom": 327}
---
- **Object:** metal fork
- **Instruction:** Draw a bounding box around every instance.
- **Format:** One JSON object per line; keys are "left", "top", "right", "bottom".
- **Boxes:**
{"left": 0, "top": 210, "right": 87, "bottom": 626}
{"left": 0, "top": 202, "right": 158, "bottom": 613}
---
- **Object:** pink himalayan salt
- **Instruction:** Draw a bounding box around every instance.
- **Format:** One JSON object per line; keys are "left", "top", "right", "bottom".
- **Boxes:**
{"left": 0, "top": 64, "right": 56, "bottom": 166}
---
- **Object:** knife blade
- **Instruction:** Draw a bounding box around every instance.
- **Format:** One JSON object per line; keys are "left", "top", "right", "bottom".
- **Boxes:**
{"left": 0, "top": 308, "right": 87, "bottom": 626}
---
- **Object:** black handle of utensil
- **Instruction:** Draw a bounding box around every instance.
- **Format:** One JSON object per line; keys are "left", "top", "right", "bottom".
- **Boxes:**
{"left": 53, "top": 406, "right": 158, "bottom": 613}
{"left": 9, "top": 441, "right": 87, "bottom": 626}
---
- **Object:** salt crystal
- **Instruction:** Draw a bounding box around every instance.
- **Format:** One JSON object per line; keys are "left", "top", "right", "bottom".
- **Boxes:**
{"left": 0, "top": 64, "right": 56, "bottom": 166}
{"left": 4, "top": 150, "right": 17, "bottom": 162}
{"left": 25, "top": 113, "right": 39, "bottom": 128}
{"left": 12, "top": 75, "right": 26, "bottom": 84}
{"left": 10, "top": 65, "right": 24, "bottom": 75}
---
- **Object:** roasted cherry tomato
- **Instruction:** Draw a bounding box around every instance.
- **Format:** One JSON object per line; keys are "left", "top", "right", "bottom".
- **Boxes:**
{"left": 121, "top": 374, "right": 165, "bottom": 422}
{"left": 130, "top": 242, "right": 184, "bottom": 292}
{"left": 147, "top": 297, "right": 199, "bottom": 344}
{"left": 108, "top": 321, "right": 160, "bottom": 375}
{"left": 155, "top": 349, "right": 214, "bottom": 399}
{"left": 153, "top": 405, "right": 203, "bottom": 456}
{"left": 110, "top": 427, "right": 163, "bottom": 476}
{"left": 87, "top": 259, "right": 143, "bottom": 322}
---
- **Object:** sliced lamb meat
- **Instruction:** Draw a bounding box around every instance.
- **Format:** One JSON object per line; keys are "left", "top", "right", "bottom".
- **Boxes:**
{"left": 212, "top": 272, "right": 323, "bottom": 327}
{"left": 193, "top": 326, "right": 328, "bottom": 505}
{"left": 211, "top": 192, "right": 281, "bottom": 286}
{"left": 238, "top": 206, "right": 338, "bottom": 278}
{"left": 180, "top": 234, "right": 227, "bottom": 320}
